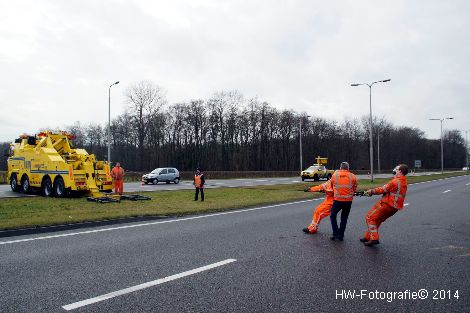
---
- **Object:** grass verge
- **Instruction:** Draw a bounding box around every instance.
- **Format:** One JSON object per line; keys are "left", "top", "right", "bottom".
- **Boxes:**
{"left": 0, "top": 172, "right": 467, "bottom": 230}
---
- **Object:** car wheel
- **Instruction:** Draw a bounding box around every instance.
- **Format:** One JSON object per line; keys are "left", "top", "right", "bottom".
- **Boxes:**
{"left": 41, "top": 177, "right": 53, "bottom": 197}
{"left": 153, "top": 179, "right": 158, "bottom": 185}
{"left": 174, "top": 178, "right": 180, "bottom": 184}
{"left": 143, "top": 181, "right": 148, "bottom": 185}
{"left": 10, "top": 174, "right": 19, "bottom": 192}
{"left": 313, "top": 174, "right": 319, "bottom": 182}
{"left": 21, "top": 175, "right": 31, "bottom": 194}
{"left": 54, "top": 176, "right": 66, "bottom": 198}
{"left": 301, "top": 177, "right": 305, "bottom": 181}
{"left": 166, "top": 181, "right": 170, "bottom": 184}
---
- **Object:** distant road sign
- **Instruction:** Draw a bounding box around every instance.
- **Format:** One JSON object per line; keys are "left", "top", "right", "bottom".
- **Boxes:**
{"left": 415, "top": 160, "right": 422, "bottom": 168}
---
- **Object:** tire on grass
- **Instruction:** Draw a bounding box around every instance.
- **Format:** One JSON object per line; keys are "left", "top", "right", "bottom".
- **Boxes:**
{"left": 10, "top": 173, "right": 19, "bottom": 192}
{"left": 41, "top": 176, "right": 53, "bottom": 197}
{"left": 54, "top": 176, "right": 67, "bottom": 198}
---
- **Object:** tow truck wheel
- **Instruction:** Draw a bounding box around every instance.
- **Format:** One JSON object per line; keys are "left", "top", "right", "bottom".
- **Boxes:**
{"left": 54, "top": 176, "right": 66, "bottom": 198}
{"left": 21, "top": 175, "right": 31, "bottom": 194}
{"left": 41, "top": 177, "right": 53, "bottom": 197}
{"left": 10, "top": 174, "right": 19, "bottom": 192}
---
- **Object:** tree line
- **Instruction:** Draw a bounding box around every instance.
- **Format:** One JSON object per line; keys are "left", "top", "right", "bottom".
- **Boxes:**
{"left": 1, "top": 80, "right": 467, "bottom": 172}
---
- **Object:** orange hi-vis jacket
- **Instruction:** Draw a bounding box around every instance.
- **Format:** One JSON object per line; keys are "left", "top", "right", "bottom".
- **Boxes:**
{"left": 111, "top": 167, "right": 124, "bottom": 180}
{"left": 330, "top": 169, "right": 358, "bottom": 201}
{"left": 309, "top": 180, "right": 334, "bottom": 204}
{"left": 371, "top": 176, "right": 408, "bottom": 209}
{"left": 194, "top": 175, "right": 203, "bottom": 188}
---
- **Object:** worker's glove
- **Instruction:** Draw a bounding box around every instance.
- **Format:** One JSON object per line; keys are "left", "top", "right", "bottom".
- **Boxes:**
{"left": 363, "top": 190, "right": 373, "bottom": 197}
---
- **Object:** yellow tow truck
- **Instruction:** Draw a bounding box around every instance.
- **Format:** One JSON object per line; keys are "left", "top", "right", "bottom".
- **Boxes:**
{"left": 7, "top": 131, "right": 113, "bottom": 197}
{"left": 301, "top": 156, "right": 335, "bottom": 181}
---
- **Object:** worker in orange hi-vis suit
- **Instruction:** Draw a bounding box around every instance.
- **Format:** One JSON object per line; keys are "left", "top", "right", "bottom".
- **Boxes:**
{"left": 361, "top": 164, "right": 409, "bottom": 246}
{"left": 111, "top": 162, "right": 125, "bottom": 195}
{"left": 302, "top": 180, "right": 334, "bottom": 234}
{"left": 329, "top": 162, "right": 358, "bottom": 241}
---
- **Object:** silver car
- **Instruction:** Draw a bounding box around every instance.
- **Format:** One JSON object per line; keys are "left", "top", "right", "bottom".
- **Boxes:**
{"left": 142, "top": 167, "right": 180, "bottom": 184}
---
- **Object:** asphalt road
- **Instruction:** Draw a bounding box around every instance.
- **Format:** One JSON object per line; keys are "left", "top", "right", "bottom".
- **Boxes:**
{"left": 0, "top": 171, "right": 444, "bottom": 198}
{"left": 0, "top": 175, "right": 469, "bottom": 312}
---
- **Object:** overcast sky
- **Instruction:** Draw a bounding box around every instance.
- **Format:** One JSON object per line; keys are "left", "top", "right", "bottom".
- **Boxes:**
{"left": 1, "top": 0, "right": 469, "bottom": 142}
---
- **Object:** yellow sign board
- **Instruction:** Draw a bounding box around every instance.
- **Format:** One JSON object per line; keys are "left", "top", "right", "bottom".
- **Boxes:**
{"left": 315, "top": 156, "right": 328, "bottom": 165}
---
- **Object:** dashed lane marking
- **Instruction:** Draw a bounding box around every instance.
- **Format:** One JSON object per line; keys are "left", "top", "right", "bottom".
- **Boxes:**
{"left": 443, "top": 190, "right": 451, "bottom": 193}
{"left": 62, "top": 259, "right": 237, "bottom": 311}
{"left": 404, "top": 203, "right": 410, "bottom": 206}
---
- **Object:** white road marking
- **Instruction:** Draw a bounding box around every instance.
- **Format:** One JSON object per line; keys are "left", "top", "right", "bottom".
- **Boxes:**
{"left": 466, "top": 183, "right": 470, "bottom": 186}
{"left": 62, "top": 259, "right": 237, "bottom": 311}
{"left": 443, "top": 190, "right": 451, "bottom": 193}
{"left": 404, "top": 203, "right": 410, "bottom": 206}
{"left": 408, "top": 175, "right": 467, "bottom": 186}
{"left": 255, "top": 179, "right": 268, "bottom": 182}
{"left": 0, "top": 199, "right": 314, "bottom": 246}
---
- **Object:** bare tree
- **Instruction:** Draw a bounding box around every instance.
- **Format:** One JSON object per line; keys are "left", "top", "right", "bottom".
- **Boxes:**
{"left": 125, "top": 80, "right": 167, "bottom": 170}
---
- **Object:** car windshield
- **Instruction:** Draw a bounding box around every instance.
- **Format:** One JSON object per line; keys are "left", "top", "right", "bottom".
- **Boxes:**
{"left": 150, "top": 168, "right": 162, "bottom": 174}
{"left": 306, "top": 166, "right": 319, "bottom": 171}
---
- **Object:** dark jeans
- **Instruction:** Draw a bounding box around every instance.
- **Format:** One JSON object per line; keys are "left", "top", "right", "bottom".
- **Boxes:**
{"left": 330, "top": 200, "right": 352, "bottom": 239}
{"left": 195, "top": 188, "right": 204, "bottom": 201}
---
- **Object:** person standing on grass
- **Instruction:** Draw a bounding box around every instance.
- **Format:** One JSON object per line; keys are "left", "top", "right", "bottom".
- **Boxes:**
{"left": 111, "top": 162, "right": 125, "bottom": 195}
{"left": 193, "top": 167, "right": 205, "bottom": 202}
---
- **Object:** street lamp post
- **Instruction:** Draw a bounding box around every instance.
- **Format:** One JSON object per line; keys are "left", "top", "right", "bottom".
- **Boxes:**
{"left": 108, "top": 81, "right": 120, "bottom": 164}
{"left": 351, "top": 79, "right": 390, "bottom": 181}
{"left": 376, "top": 119, "right": 386, "bottom": 174}
{"left": 466, "top": 130, "right": 469, "bottom": 173}
{"left": 377, "top": 127, "right": 380, "bottom": 174}
{"left": 299, "top": 115, "right": 311, "bottom": 172}
{"left": 429, "top": 117, "right": 454, "bottom": 174}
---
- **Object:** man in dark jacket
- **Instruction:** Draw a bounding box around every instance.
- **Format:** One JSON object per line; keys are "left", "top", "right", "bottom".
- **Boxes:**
{"left": 193, "top": 167, "right": 205, "bottom": 201}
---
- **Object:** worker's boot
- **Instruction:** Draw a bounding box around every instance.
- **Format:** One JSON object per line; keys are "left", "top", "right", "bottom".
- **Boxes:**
{"left": 364, "top": 240, "right": 380, "bottom": 246}
{"left": 303, "top": 226, "right": 318, "bottom": 234}
{"left": 359, "top": 237, "right": 368, "bottom": 243}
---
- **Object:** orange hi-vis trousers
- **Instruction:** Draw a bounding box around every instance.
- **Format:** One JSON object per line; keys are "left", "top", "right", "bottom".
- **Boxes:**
{"left": 364, "top": 200, "right": 398, "bottom": 241}
{"left": 307, "top": 200, "right": 333, "bottom": 233}
{"left": 114, "top": 179, "right": 123, "bottom": 195}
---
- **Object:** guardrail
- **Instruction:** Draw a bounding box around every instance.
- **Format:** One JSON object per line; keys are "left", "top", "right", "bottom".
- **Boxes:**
{"left": 0, "top": 169, "right": 466, "bottom": 184}
{"left": 0, "top": 170, "right": 301, "bottom": 184}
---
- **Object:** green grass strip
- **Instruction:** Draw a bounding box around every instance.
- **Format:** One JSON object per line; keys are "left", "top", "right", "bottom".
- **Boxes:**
{"left": 0, "top": 172, "right": 467, "bottom": 230}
